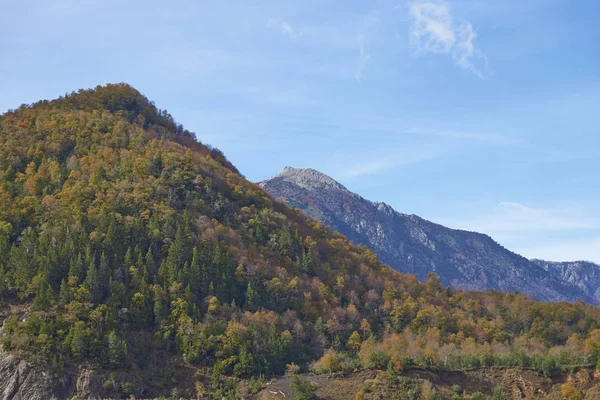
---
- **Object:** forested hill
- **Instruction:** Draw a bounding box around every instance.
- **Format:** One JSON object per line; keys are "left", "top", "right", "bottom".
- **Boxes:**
{"left": 0, "top": 84, "right": 599, "bottom": 399}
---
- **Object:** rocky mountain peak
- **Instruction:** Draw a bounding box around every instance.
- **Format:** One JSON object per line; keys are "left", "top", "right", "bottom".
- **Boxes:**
{"left": 262, "top": 166, "right": 349, "bottom": 192}
{"left": 374, "top": 201, "right": 397, "bottom": 216}
{"left": 260, "top": 166, "right": 598, "bottom": 305}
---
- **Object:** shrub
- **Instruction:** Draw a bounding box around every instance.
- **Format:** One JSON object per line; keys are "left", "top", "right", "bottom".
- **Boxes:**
{"left": 468, "top": 392, "right": 486, "bottom": 400}
{"left": 355, "top": 387, "right": 368, "bottom": 400}
{"left": 120, "top": 382, "right": 135, "bottom": 397}
{"left": 313, "top": 349, "right": 343, "bottom": 375}
{"left": 290, "top": 374, "right": 318, "bottom": 400}
{"left": 366, "top": 351, "right": 390, "bottom": 369}
{"left": 561, "top": 382, "right": 582, "bottom": 400}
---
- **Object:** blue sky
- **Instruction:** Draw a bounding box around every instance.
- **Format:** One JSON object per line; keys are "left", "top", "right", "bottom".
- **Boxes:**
{"left": 1, "top": 0, "right": 599, "bottom": 262}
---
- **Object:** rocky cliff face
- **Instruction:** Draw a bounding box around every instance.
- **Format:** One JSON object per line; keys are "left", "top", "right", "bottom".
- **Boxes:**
{"left": 0, "top": 350, "right": 60, "bottom": 400}
{"left": 260, "top": 167, "right": 596, "bottom": 304}
{"left": 532, "top": 259, "right": 600, "bottom": 303}
{"left": 0, "top": 348, "right": 167, "bottom": 400}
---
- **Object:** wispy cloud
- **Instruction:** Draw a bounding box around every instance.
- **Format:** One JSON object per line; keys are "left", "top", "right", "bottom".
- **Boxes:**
{"left": 438, "top": 202, "right": 600, "bottom": 262}
{"left": 355, "top": 17, "right": 378, "bottom": 81}
{"left": 408, "top": 0, "right": 489, "bottom": 78}
{"left": 216, "top": 85, "right": 319, "bottom": 107}
{"left": 444, "top": 202, "right": 599, "bottom": 233}
{"left": 331, "top": 147, "right": 445, "bottom": 179}
{"left": 266, "top": 19, "right": 303, "bottom": 39}
{"left": 378, "top": 126, "right": 520, "bottom": 145}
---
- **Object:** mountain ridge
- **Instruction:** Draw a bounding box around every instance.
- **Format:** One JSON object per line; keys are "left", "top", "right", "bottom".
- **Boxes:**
{"left": 260, "top": 166, "right": 597, "bottom": 304}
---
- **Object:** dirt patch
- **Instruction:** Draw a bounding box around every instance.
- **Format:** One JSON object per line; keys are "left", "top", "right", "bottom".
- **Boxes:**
{"left": 255, "top": 367, "right": 600, "bottom": 400}
{"left": 257, "top": 370, "right": 377, "bottom": 400}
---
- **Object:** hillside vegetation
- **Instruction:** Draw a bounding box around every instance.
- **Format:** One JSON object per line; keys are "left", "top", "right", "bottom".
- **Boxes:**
{"left": 0, "top": 84, "right": 599, "bottom": 398}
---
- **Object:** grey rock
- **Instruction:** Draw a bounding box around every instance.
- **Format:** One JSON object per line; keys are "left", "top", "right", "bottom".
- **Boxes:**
{"left": 0, "top": 350, "right": 57, "bottom": 400}
{"left": 532, "top": 259, "right": 600, "bottom": 303}
{"left": 260, "top": 166, "right": 596, "bottom": 304}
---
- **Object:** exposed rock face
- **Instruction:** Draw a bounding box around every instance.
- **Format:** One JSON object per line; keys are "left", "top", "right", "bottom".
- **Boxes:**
{"left": 260, "top": 167, "right": 596, "bottom": 304}
{"left": 532, "top": 259, "right": 600, "bottom": 303}
{"left": 0, "top": 350, "right": 59, "bottom": 400}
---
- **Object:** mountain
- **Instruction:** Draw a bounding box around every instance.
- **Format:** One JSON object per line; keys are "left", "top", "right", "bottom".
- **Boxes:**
{"left": 260, "top": 166, "right": 596, "bottom": 304}
{"left": 1, "top": 85, "right": 600, "bottom": 399}
{"left": 532, "top": 259, "right": 600, "bottom": 303}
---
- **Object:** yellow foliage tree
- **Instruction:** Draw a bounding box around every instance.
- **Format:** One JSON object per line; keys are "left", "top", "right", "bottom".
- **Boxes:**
{"left": 347, "top": 331, "right": 362, "bottom": 352}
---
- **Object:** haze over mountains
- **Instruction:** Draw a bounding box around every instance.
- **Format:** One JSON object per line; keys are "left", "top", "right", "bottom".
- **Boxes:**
{"left": 260, "top": 166, "right": 600, "bottom": 304}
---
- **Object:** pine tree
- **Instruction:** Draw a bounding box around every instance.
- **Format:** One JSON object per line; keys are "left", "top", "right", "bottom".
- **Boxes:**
{"left": 166, "top": 225, "right": 185, "bottom": 284}
{"left": 278, "top": 224, "right": 293, "bottom": 256}
{"left": 107, "top": 330, "right": 128, "bottom": 368}
{"left": 123, "top": 246, "right": 133, "bottom": 269}
{"left": 102, "top": 215, "right": 121, "bottom": 255}
{"left": 33, "top": 271, "right": 52, "bottom": 310}
{"left": 0, "top": 263, "right": 7, "bottom": 298}
{"left": 152, "top": 285, "right": 166, "bottom": 326}
{"left": 59, "top": 278, "right": 70, "bottom": 306}
{"left": 145, "top": 247, "right": 156, "bottom": 278}
{"left": 189, "top": 247, "right": 201, "bottom": 303}
{"left": 68, "top": 253, "right": 85, "bottom": 284}
{"left": 84, "top": 260, "right": 100, "bottom": 303}
{"left": 301, "top": 248, "right": 314, "bottom": 274}
{"left": 245, "top": 282, "right": 259, "bottom": 311}
{"left": 98, "top": 252, "right": 110, "bottom": 300}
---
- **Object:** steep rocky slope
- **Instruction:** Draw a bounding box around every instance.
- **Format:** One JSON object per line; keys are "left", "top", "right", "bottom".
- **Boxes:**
{"left": 260, "top": 167, "right": 595, "bottom": 304}
{"left": 532, "top": 259, "right": 600, "bottom": 303}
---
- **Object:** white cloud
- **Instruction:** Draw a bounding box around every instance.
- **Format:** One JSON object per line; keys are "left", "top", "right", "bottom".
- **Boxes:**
{"left": 354, "top": 17, "right": 378, "bottom": 81}
{"left": 266, "top": 19, "right": 302, "bottom": 39}
{"left": 355, "top": 32, "right": 370, "bottom": 81}
{"left": 408, "top": 0, "right": 489, "bottom": 77}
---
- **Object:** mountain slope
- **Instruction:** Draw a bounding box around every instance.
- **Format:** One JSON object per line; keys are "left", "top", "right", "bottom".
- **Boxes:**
{"left": 532, "top": 259, "right": 600, "bottom": 303}
{"left": 1, "top": 86, "right": 600, "bottom": 399}
{"left": 260, "top": 166, "right": 595, "bottom": 304}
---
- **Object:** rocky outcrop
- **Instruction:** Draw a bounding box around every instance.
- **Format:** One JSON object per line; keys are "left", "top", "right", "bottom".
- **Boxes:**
{"left": 0, "top": 350, "right": 60, "bottom": 400}
{"left": 532, "top": 259, "right": 600, "bottom": 303}
{"left": 260, "top": 167, "right": 596, "bottom": 304}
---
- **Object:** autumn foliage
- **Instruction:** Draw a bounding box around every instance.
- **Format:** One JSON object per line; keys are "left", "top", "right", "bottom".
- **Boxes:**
{"left": 0, "top": 84, "right": 599, "bottom": 397}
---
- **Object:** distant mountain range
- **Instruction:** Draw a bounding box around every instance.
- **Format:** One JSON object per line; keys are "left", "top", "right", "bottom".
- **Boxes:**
{"left": 260, "top": 166, "right": 600, "bottom": 304}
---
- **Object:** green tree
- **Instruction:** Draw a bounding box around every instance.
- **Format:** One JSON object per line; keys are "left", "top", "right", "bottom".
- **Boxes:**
{"left": 107, "top": 330, "right": 128, "bottom": 368}
{"left": 290, "top": 374, "right": 317, "bottom": 400}
{"left": 245, "top": 282, "right": 259, "bottom": 311}
{"left": 84, "top": 260, "right": 100, "bottom": 303}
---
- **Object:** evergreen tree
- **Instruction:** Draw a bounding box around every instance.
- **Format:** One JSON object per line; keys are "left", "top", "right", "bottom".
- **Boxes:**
{"left": 166, "top": 224, "right": 185, "bottom": 284}
{"left": 84, "top": 260, "right": 100, "bottom": 303}
{"left": 68, "top": 253, "right": 85, "bottom": 284}
{"left": 107, "top": 330, "right": 128, "bottom": 368}
{"left": 145, "top": 247, "right": 156, "bottom": 278}
{"left": 189, "top": 247, "right": 201, "bottom": 303}
{"left": 59, "top": 278, "right": 70, "bottom": 306}
{"left": 123, "top": 246, "right": 133, "bottom": 269}
{"left": 98, "top": 252, "right": 110, "bottom": 300}
{"left": 301, "top": 248, "right": 315, "bottom": 274}
{"left": 245, "top": 282, "right": 259, "bottom": 312}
